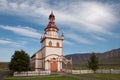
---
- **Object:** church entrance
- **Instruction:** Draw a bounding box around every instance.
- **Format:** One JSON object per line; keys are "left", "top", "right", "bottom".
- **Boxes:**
{"left": 51, "top": 61, "right": 57, "bottom": 72}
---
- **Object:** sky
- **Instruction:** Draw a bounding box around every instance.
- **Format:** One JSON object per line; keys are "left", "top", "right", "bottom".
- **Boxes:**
{"left": 0, "top": 0, "right": 120, "bottom": 62}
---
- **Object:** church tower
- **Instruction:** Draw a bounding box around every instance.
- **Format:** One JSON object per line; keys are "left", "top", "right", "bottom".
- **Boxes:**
{"left": 41, "top": 12, "right": 64, "bottom": 71}
{"left": 30, "top": 12, "right": 64, "bottom": 72}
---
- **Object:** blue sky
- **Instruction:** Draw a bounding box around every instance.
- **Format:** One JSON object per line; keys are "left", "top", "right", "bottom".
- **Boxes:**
{"left": 0, "top": 0, "right": 120, "bottom": 62}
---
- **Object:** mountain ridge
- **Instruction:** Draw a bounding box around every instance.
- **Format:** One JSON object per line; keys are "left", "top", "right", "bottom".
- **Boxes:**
{"left": 65, "top": 48, "right": 120, "bottom": 64}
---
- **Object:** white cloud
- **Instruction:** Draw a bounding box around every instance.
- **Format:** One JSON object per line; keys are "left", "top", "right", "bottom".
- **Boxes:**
{"left": 91, "top": 34, "right": 107, "bottom": 41}
{"left": 66, "top": 33, "right": 93, "bottom": 45}
{"left": 0, "top": 39, "right": 12, "bottom": 44}
{"left": 54, "top": 2, "right": 117, "bottom": 35}
{"left": 63, "top": 40, "right": 74, "bottom": 45}
{"left": 0, "top": 0, "right": 119, "bottom": 62}
{"left": 0, "top": 39, "right": 26, "bottom": 47}
{"left": 0, "top": 0, "right": 119, "bottom": 44}
{"left": 0, "top": 25, "right": 41, "bottom": 39}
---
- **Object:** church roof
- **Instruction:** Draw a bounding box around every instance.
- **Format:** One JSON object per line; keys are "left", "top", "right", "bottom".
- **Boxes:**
{"left": 45, "top": 12, "right": 59, "bottom": 31}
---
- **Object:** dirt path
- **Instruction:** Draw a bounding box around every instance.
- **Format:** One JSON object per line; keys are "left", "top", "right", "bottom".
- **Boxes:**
{"left": 0, "top": 71, "right": 10, "bottom": 80}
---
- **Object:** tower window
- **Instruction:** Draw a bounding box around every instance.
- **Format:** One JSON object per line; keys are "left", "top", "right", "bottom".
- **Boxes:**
{"left": 56, "top": 42, "right": 59, "bottom": 47}
{"left": 49, "top": 41, "right": 52, "bottom": 46}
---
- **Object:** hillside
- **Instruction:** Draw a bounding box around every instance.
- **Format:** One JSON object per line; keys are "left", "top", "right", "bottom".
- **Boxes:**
{"left": 0, "top": 62, "right": 9, "bottom": 71}
{"left": 65, "top": 48, "right": 120, "bottom": 65}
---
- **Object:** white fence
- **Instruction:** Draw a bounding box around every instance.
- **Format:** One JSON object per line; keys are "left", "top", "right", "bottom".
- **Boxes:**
{"left": 62, "top": 69, "right": 72, "bottom": 73}
{"left": 96, "top": 69, "right": 120, "bottom": 74}
{"left": 13, "top": 69, "right": 120, "bottom": 76}
{"left": 72, "top": 70, "right": 93, "bottom": 74}
{"left": 72, "top": 69, "right": 120, "bottom": 74}
{"left": 14, "top": 71, "right": 51, "bottom": 76}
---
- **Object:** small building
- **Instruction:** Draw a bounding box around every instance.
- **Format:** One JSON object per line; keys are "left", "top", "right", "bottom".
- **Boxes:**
{"left": 30, "top": 12, "right": 72, "bottom": 72}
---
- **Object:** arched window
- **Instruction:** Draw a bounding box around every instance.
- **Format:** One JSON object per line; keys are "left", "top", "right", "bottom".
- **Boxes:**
{"left": 49, "top": 41, "right": 52, "bottom": 46}
{"left": 56, "top": 42, "right": 59, "bottom": 47}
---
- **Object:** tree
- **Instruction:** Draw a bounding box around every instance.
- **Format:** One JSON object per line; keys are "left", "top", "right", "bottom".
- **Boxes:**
{"left": 88, "top": 52, "right": 99, "bottom": 73}
{"left": 9, "top": 50, "right": 30, "bottom": 72}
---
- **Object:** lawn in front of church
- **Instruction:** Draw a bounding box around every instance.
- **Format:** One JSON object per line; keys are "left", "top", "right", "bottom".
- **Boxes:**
{"left": 4, "top": 76, "right": 79, "bottom": 80}
{"left": 75, "top": 73, "right": 120, "bottom": 80}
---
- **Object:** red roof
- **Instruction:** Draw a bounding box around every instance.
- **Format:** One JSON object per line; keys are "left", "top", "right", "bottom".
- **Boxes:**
{"left": 45, "top": 12, "right": 59, "bottom": 31}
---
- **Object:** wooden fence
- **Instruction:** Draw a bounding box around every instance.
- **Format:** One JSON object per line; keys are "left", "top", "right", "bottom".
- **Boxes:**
{"left": 14, "top": 71, "right": 51, "bottom": 76}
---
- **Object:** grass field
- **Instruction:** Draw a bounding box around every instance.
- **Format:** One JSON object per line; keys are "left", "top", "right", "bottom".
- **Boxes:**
{"left": 71, "top": 64, "right": 120, "bottom": 70}
{"left": 4, "top": 76, "right": 79, "bottom": 80}
{"left": 0, "top": 62, "right": 9, "bottom": 71}
{"left": 77, "top": 73, "right": 120, "bottom": 80}
{"left": 4, "top": 73, "right": 120, "bottom": 80}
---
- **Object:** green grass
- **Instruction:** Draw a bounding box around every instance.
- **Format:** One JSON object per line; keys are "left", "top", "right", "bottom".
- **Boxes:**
{"left": 4, "top": 73, "right": 120, "bottom": 80}
{"left": 77, "top": 73, "right": 120, "bottom": 80}
{"left": 71, "top": 64, "right": 120, "bottom": 70}
{"left": 4, "top": 76, "right": 79, "bottom": 80}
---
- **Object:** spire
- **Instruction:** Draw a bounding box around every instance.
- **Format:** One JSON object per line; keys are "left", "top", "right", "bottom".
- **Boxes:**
{"left": 45, "top": 11, "right": 59, "bottom": 31}
{"left": 49, "top": 11, "right": 55, "bottom": 22}
{"left": 61, "top": 33, "right": 64, "bottom": 37}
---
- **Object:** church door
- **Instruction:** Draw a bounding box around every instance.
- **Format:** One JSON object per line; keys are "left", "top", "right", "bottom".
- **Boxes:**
{"left": 51, "top": 61, "right": 57, "bottom": 72}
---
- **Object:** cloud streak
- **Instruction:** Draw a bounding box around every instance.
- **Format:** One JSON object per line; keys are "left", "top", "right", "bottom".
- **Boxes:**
{"left": 66, "top": 33, "right": 93, "bottom": 45}
{"left": 0, "top": 0, "right": 119, "bottom": 44}
{"left": 0, "top": 39, "right": 26, "bottom": 47}
{"left": 63, "top": 40, "right": 74, "bottom": 45}
{"left": 91, "top": 34, "right": 107, "bottom": 41}
{"left": 0, "top": 25, "right": 41, "bottom": 39}
{"left": 0, "top": 0, "right": 120, "bottom": 62}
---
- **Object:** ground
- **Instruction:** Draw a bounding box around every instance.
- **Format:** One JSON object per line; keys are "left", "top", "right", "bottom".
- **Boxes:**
{"left": 0, "top": 71, "right": 10, "bottom": 80}
{"left": 77, "top": 73, "right": 120, "bottom": 80}
{"left": 3, "top": 73, "right": 120, "bottom": 80}
{"left": 4, "top": 76, "right": 79, "bottom": 80}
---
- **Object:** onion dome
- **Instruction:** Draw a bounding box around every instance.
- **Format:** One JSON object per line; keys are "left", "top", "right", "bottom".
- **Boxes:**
{"left": 45, "top": 12, "right": 59, "bottom": 31}
{"left": 49, "top": 12, "right": 55, "bottom": 21}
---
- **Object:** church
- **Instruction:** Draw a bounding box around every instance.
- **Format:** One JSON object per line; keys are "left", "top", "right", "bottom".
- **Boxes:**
{"left": 30, "top": 12, "right": 72, "bottom": 72}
